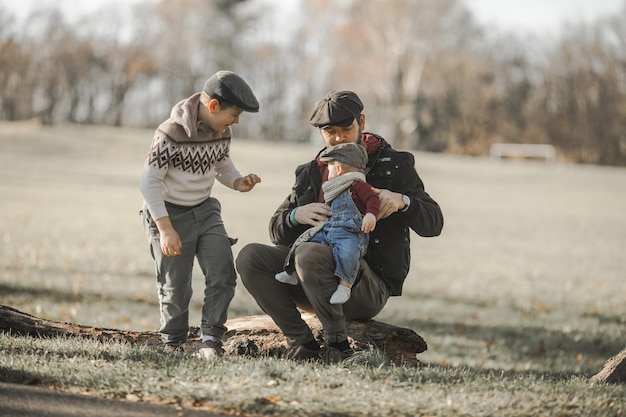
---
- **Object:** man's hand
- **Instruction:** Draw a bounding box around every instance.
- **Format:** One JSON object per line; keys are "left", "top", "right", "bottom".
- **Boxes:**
{"left": 361, "top": 212, "right": 377, "bottom": 233}
{"left": 293, "top": 202, "right": 331, "bottom": 227}
{"left": 234, "top": 173, "right": 261, "bottom": 192}
{"left": 371, "top": 187, "right": 405, "bottom": 219}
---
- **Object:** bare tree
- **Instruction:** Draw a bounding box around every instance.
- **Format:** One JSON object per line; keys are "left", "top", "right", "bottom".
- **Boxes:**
{"left": 135, "top": 0, "right": 252, "bottom": 107}
{"left": 99, "top": 43, "right": 156, "bottom": 126}
{"left": 538, "top": 11, "right": 626, "bottom": 165}
{"left": 321, "top": 0, "right": 482, "bottom": 149}
{"left": 0, "top": 36, "right": 32, "bottom": 121}
{"left": 21, "top": 9, "right": 74, "bottom": 125}
{"left": 0, "top": 7, "right": 30, "bottom": 121}
{"left": 1, "top": 0, "right": 624, "bottom": 165}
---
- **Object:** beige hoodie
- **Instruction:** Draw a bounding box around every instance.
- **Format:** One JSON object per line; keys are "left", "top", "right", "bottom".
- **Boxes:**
{"left": 140, "top": 93, "right": 241, "bottom": 220}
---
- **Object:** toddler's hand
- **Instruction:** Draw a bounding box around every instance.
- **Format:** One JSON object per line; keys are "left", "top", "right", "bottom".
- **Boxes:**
{"left": 361, "top": 213, "right": 376, "bottom": 233}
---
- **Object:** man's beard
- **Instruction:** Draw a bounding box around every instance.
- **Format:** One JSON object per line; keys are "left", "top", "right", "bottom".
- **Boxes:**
{"left": 356, "top": 126, "right": 363, "bottom": 145}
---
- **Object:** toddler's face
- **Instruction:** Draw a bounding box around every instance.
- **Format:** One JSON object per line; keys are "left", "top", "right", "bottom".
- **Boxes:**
{"left": 327, "top": 161, "right": 340, "bottom": 180}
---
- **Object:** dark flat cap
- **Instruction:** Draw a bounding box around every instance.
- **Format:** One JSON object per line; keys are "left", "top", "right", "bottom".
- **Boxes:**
{"left": 203, "top": 71, "right": 259, "bottom": 112}
{"left": 310, "top": 90, "right": 363, "bottom": 127}
{"left": 319, "top": 143, "right": 368, "bottom": 170}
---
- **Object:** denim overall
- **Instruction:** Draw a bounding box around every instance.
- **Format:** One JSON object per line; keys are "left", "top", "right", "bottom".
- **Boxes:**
{"left": 309, "top": 187, "right": 369, "bottom": 284}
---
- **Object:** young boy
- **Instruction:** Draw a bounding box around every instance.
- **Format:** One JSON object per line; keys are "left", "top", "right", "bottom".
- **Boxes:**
{"left": 140, "top": 71, "right": 261, "bottom": 358}
{"left": 275, "top": 143, "right": 379, "bottom": 304}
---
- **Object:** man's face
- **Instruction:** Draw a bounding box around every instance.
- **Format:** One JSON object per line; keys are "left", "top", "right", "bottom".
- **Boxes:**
{"left": 320, "top": 118, "right": 362, "bottom": 147}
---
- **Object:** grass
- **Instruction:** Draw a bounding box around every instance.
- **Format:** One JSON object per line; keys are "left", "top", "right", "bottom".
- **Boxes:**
{"left": 2, "top": 335, "right": 624, "bottom": 417}
{"left": 0, "top": 123, "right": 625, "bottom": 416}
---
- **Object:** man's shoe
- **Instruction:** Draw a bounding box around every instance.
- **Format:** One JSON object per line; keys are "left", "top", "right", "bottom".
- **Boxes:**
{"left": 285, "top": 345, "right": 354, "bottom": 364}
{"left": 284, "top": 344, "right": 322, "bottom": 361}
{"left": 319, "top": 346, "right": 354, "bottom": 364}
{"left": 194, "top": 339, "right": 224, "bottom": 359}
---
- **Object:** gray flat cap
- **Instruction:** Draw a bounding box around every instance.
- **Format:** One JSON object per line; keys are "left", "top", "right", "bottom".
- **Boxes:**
{"left": 203, "top": 71, "right": 259, "bottom": 112}
{"left": 319, "top": 143, "right": 368, "bottom": 170}
{"left": 310, "top": 90, "right": 363, "bottom": 127}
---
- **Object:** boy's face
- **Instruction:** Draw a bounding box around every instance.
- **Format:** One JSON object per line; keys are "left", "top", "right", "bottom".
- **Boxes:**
{"left": 209, "top": 101, "right": 244, "bottom": 133}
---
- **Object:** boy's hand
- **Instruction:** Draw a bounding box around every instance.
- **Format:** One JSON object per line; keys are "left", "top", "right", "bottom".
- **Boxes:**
{"left": 234, "top": 174, "right": 261, "bottom": 192}
{"left": 155, "top": 217, "right": 182, "bottom": 256}
{"left": 361, "top": 212, "right": 377, "bottom": 233}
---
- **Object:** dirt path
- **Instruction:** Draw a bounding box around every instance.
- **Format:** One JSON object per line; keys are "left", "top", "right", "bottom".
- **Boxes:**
{"left": 0, "top": 382, "right": 226, "bottom": 417}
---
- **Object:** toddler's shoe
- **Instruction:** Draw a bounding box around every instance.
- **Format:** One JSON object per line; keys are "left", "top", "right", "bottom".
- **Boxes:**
{"left": 275, "top": 271, "right": 298, "bottom": 285}
{"left": 330, "top": 285, "right": 351, "bottom": 304}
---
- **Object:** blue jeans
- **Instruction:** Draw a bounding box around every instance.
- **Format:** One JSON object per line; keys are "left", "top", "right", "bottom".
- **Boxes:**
{"left": 143, "top": 197, "right": 236, "bottom": 345}
{"left": 309, "top": 188, "right": 368, "bottom": 284}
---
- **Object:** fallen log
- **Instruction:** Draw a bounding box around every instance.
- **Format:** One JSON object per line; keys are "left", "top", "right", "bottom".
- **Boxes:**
{"left": 590, "top": 348, "right": 626, "bottom": 384}
{"left": 0, "top": 305, "right": 426, "bottom": 365}
{"left": 0, "top": 305, "right": 159, "bottom": 345}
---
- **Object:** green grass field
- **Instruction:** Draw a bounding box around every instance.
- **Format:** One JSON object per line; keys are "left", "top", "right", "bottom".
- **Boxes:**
{"left": 1, "top": 124, "right": 624, "bottom": 416}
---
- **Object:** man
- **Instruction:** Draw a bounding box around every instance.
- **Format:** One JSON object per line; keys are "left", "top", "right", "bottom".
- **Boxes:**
{"left": 236, "top": 90, "right": 443, "bottom": 361}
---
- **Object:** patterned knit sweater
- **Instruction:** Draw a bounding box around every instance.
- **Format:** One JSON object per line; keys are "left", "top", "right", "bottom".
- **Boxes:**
{"left": 140, "top": 93, "right": 241, "bottom": 220}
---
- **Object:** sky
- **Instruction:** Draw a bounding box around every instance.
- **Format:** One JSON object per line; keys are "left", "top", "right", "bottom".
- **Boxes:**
{"left": 1, "top": 0, "right": 624, "bottom": 36}
{"left": 465, "top": 0, "right": 624, "bottom": 35}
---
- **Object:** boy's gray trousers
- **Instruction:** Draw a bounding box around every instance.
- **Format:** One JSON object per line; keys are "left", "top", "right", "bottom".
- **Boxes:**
{"left": 143, "top": 197, "right": 236, "bottom": 345}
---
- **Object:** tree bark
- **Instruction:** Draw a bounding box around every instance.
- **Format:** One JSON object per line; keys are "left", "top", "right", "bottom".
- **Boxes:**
{"left": 0, "top": 305, "right": 427, "bottom": 365}
{"left": 590, "top": 348, "right": 626, "bottom": 384}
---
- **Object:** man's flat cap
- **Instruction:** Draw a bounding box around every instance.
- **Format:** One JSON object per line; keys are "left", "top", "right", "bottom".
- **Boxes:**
{"left": 310, "top": 90, "right": 363, "bottom": 127}
{"left": 203, "top": 71, "right": 259, "bottom": 112}
{"left": 319, "top": 143, "right": 368, "bottom": 170}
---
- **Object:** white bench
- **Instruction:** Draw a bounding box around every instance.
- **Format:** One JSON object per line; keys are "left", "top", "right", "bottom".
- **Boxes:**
{"left": 489, "top": 143, "right": 556, "bottom": 163}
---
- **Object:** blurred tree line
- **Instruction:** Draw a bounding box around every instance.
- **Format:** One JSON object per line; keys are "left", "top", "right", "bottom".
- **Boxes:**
{"left": 0, "top": 0, "right": 625, "bottom": 165}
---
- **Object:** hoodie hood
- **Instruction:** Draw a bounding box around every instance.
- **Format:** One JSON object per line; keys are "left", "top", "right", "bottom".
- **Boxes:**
{"left": 163, "top": 93, "right": 201, "bottom": 141}
{"left": 158, "top": 93, "right": 229, "bottom": 143}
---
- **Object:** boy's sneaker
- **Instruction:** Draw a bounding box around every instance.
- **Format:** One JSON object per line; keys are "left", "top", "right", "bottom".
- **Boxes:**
{"left": 163, "top": 343, "right": 185, "bottom": 353}
{"left": 194, "top": 339, "right": 224, "bottom": 359}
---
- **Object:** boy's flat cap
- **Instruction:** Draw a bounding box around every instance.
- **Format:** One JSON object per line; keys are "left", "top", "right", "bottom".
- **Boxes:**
{"left": 310, "top": 90, "right": 363, "bottom": 127}
{"left": 319, "top": 143, "right": 368, "bottom": 170}
{"left": 203, "top": 71, "right": 259, "bottom": 112}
